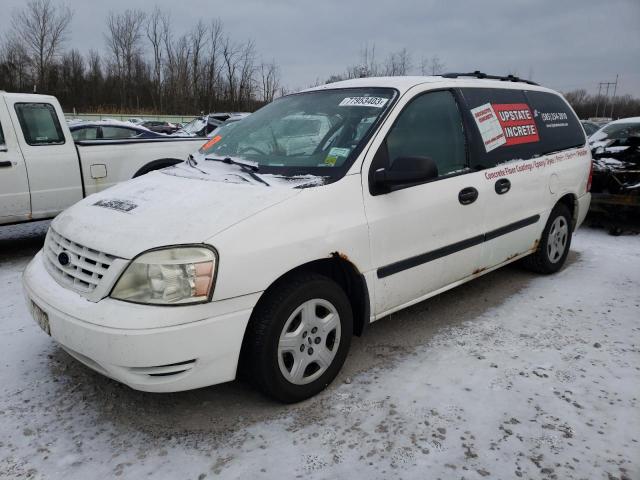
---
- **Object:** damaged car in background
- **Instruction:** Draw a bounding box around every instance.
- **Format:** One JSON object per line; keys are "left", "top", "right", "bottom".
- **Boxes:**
{"left": 588, "top": 117, "right": 640, "bottom": 231}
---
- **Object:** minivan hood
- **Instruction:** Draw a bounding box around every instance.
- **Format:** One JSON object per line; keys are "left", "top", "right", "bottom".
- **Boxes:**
{"left": 52, "top": 169, "right": 303, "bottom": 259}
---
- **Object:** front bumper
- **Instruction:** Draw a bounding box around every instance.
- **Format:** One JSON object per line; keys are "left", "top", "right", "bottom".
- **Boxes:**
{"left": 23, "top": 251, "right": 260, "bottom": 392}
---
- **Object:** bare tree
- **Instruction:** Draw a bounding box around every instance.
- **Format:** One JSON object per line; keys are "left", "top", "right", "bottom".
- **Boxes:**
{"left": 59, "top": 48, "right": 85, "bottom": 110}
{"left": 84, "top": 50, "right": 102, "bottom": 108}
{"left": 384, "top": 48, "right": 411, "bottom": 76}
{"left": 0, "top": 36, "right": 33, "bottom": 91}
{"left": 190, "top": 20, "right": 208, "bottom": 109}
{"left": 346, "top": 43, "right": 379, "bottom": 79}
{"left": 420, "top": 54, "right": 445, "bottom": 75}
{"left": 105, "top": 9, "right": 146, "bottom": 107}
{"left": 237, "top": 40, "right": 256, "bottom": 109}
{"left": 146, "top": 7, "right": 165, "bottom": 110}
{"left": 222, "top": 37, "right": 240, "bottom": 107}
{"left": 204, "top": 19, "right": 224, "bottom": 110}
{"left": 260, "top": 60, "right": 280, "bottom": 103}
{"left": 11, "top": 0, "right": 72, "bottom": 91}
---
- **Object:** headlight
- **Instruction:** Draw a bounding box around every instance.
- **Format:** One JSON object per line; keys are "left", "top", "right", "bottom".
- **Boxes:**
{"left": 110, "top": 246, "right": 217, "bottom": 305}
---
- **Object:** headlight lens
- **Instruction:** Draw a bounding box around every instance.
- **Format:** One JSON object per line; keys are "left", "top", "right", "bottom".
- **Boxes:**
{"left": 110, "top": 246, "right": 216, "bottom": 305}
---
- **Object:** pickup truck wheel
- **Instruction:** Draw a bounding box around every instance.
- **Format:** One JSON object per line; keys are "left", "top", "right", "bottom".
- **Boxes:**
{"left": 243, "top": 273, "right": 352, "bottom": 403}
{"left": 522, "top": 203, "right": 572, "bottom": 274}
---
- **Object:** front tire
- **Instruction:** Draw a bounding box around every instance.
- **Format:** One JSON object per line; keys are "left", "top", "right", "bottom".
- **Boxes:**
{"left": 242, "top": 273, "right": 353, "bottom": 403}
{"left": 522, "top": 203, "right": 572, "bottom": 274}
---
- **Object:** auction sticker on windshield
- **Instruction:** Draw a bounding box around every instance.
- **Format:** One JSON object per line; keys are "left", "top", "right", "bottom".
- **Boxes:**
{"left": 323, "top": 147, "right": 350, "bottom": 166}
{"left": 339, "top": 97, "right": 388, "bottom": 108}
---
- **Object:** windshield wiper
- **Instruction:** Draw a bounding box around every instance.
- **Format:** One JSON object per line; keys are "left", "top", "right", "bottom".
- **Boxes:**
{"left": 205, "top": 156, "right": 259, "bottom": 171}
{"left": 205, "top": 156, "right": 269, "bottom": 186}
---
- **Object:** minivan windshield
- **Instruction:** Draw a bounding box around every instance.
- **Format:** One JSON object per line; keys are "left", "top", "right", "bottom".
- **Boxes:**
{"left": 196, "top": 88, "right": 396, "bottom": 177}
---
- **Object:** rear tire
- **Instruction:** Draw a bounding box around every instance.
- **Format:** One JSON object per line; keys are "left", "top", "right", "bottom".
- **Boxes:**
{"left": 242, "top": 273, "right": 353, "bottom": 403}
{"left": 522, "top": 203, "right": 572, "bottom": 274}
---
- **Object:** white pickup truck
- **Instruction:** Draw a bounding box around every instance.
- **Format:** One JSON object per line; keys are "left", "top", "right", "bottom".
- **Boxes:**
{"left": 0, "top": 92, "right": 203, "bottom": 226}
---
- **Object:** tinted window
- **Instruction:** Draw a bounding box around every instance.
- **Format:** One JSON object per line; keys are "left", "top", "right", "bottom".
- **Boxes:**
{"left": 581, "top": 121, "right": 599, "bottom": 137}
{"left": 15, "top": 103, "right": 65, "bottom": 145}
{"left": 0, "top": 122, "right": 5, "bottom": 145}
{"left": 102, "top": 126, "right": 140, "bottom": 139}
{"left": 71, "top": 126, "right": 99, "bottom": 141}
{"left": 525, "top": 90, "right": 585, "bottom": 152}
{"left": 385, "top": 90, "right": 466, "bottom": 176}
{"left": 591, "top": 121, "right": 640, "bottom": 143}
{"left": 460, "top": 88, "right": 541, "bottom": 167}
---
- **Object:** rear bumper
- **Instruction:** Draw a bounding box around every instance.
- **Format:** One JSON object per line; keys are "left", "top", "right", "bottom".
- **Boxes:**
{"left": 23, "top": 251, "right": 259, "bottom": 392}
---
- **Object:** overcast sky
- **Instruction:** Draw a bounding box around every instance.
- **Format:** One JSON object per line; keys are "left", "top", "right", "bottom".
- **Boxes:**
{"left": 1, "top": 0, "right": 639, "bottom": 96}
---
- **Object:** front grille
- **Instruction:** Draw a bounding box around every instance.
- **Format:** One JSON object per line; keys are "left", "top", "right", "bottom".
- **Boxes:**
{"left": 44, "top": 228, "right": 116, "bottom": 294}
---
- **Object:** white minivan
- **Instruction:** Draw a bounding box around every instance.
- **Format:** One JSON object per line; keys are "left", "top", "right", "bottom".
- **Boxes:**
{"left": 23, "top": 74, "right": 592, "bottom": 403}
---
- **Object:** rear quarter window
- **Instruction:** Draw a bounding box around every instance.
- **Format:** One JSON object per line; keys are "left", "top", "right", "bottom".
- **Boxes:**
{"left": 525, "top": 90, "right": 585, "bottom": 153}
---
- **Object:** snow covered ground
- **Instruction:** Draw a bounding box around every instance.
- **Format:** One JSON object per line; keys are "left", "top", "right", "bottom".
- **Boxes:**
{"left": 1, "top": 221, "right": 638, "bottom": 480}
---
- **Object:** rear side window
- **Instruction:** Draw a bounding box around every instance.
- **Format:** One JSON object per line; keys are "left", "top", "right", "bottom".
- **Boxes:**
{"left": 71, "top": 126, "right": 99, "bottom": 141}
{"left": 0, "top": 122, "right": 5, "bottom": 146}
{"left": 14, "top": 103, "right": 65, "bottom": 145}
{"left": 525, "top": 90, "right": 585, "bottom": 152}
{"left": 386, "top": 90, "right": 466, "bottom": 176}
{"left": 460, "top": 88, "right": 541, "bottom": 167}
{"left": 101, "top": 126, "right": 140, "bottom": 139}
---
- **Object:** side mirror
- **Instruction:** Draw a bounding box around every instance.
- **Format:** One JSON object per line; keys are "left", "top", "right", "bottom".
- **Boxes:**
{"left": 374, "top": 156, "right": 438, "bottom": 186}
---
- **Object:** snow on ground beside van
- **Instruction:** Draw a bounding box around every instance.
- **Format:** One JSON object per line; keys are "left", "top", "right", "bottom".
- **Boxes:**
{"left": 1, "top": 222, "right": 638, "bottom": 480}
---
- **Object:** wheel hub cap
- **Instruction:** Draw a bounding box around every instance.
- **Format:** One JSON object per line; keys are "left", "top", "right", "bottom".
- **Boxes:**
{"left": 547, "top": 216, "right": 568, "bottom": 264}
{"left": 277, "top": 298, "right": 341, "bottom": 385}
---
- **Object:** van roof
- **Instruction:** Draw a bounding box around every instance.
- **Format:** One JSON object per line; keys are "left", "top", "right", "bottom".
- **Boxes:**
{"left": 304, "top": 75, "right": 555, "bottom": 96}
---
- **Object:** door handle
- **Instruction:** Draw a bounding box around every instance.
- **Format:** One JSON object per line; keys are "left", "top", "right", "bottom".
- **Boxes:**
{"left": 495, "top": 178, "right": 511, "bottom": 194}
{"left": 0, "top": 161, "right": 12, "bottom": 168}
{"left": 458, "top": 187, "right": 479, "bottom": 205}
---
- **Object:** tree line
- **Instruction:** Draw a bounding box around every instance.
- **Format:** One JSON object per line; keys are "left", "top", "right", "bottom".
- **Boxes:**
{"left": 320, "top": 44, "right": 446, "bottom": 84}
{"left": 563, "top": 89, "right": 640, "bottom": 120}
{"left": 0, "top": 0, "right": 281, "bottom": 114}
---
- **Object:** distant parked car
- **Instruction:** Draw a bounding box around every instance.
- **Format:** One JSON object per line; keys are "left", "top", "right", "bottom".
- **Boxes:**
{"left": 142, "top": 120, "right": 180, "bottom": 134}
{"left": 70, "top": 122, "right": 165, "bottom": 141}
{"left": 127, "top": 117, "right": 145, "bottom": 125}
{"left": 580, "top": 120, "right": 600, "bottom": 137}
{"left": 589, "top": 117, "right": 640, "bottom": 148}
{"left": 173, "top": 112, "right": 250, "bottom": 137}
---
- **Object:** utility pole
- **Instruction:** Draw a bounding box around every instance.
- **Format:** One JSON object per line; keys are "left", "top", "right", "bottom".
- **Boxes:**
{"left": 595, "top": 76, "right": 618, "bottom": 118}
{"left": 595, "top": 83, "right": 602, "bottom": 117}
{"left": 609, "top": 74, "right": 619, "bottom": 119}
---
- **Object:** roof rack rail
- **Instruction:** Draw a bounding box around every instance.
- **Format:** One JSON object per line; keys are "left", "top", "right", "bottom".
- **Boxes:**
{"left": 441, "top": 70, "right": 539, "bottom": 86}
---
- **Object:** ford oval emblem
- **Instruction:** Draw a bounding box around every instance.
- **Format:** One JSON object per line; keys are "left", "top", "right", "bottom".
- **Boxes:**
{"left": 58, "top": 251, "right": 70, "bottom": 266}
